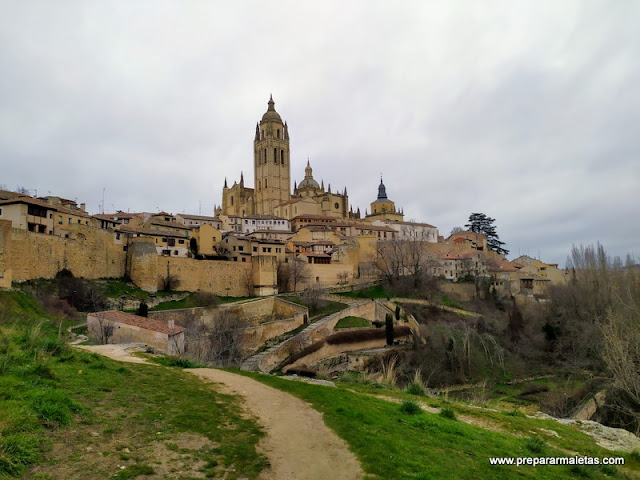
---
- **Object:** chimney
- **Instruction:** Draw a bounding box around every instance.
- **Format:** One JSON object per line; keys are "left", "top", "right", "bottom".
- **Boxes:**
{"left": 168, "top": 319, "right": 175, "bottom": 331}
{"left": 80, "top": 203, "right": 86, "bottom": 212}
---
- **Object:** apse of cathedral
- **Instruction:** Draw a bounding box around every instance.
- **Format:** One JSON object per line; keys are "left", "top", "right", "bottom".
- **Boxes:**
{"left": 219, "top": 96, "right": 362, "bottom": 221}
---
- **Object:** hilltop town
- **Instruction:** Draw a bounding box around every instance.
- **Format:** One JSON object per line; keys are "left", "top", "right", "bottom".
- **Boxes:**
{"left": 0, "top": 96, "right": 564, "bottom": 299}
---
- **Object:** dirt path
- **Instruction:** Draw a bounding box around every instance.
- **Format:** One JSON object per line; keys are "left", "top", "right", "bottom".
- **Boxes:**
{"left": 71, "top": 344, "right": 363, "bottom": 480}
{"left": 188, "top": 368, "right": 363, "bottom": 480}
{"left": 73, "top": 343, "right": 151, "bottom": 364}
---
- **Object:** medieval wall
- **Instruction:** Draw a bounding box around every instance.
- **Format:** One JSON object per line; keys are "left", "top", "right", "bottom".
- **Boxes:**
{"left": 1, "top": 220, "right": 125, "bottom": 282}
{"left": 160, "top": 257, "right": 253, "bottom": 297}
{"left": 307, "top": 263, "right": 355, "bottom": 289}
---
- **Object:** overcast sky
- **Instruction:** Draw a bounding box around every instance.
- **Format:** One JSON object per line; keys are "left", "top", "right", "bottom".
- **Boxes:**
{"left": 1, "top": 1, "right": 638, "bottom": 266}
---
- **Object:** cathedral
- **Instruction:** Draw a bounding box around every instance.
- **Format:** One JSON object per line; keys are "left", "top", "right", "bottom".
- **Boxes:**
{"left": 218, "top": 96, "right": 402, "bottom": 223}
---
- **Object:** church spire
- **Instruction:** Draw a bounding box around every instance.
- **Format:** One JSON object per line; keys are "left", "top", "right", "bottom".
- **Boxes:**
{"left": 377, "top": 177, "right": 388, "bottom": 200}
{"left": 240, "top": 171, "right": 244, "bottom": 187}
{"left": 267, "top": 94, "right": 275, "bottom": 111}
{"left": 224, "top": 177, "right": 228, "bottom": 189}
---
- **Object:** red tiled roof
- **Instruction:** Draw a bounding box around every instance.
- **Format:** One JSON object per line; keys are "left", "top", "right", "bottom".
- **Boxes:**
{"left": 88, "top": 311, "right": 184, "bottom": 335}
{"left": 0, "top": 195, "right": 90, "bottom": 218}
{"left": 117, "top": 226, "right": 188, "bottom": 238}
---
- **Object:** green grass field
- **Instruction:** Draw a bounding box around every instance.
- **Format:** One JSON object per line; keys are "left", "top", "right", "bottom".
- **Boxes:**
{"left": 334, "top": 316, "right": 370, "bottom": 329}
{"left": 0, "top": 291, "right": 266, "bottom": 479}
{"left": 242, "top": 371, "right": 640, "bottom": 480}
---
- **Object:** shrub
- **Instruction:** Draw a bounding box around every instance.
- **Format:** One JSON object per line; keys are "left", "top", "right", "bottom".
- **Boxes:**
{"left": 326, "top": 326, "right": 411, "bottom": 345}
{"left": 399, "top": 400, "right": 423, "bottom": 415}
{"left": 385, "top": 313, "right": 394, "bottom": 346}
{"left": 525, "top": 436, "right": 546, "bottom": 455}
{"left": 29, "top": 390, "right": 80, "bottom": 427}
{"left": 0, "top": 433, "right": 41, "bottom": 477}
{"left": 439, "top": 407, "right": 456, "bottom": 420}
{"left": 406, "top": 383, "right": 426, "bottom": 396}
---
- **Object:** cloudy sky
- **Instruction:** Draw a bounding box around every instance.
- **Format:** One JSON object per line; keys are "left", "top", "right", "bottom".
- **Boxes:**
{"left": 1, "top": 1, "right": 638, "bottom": 265}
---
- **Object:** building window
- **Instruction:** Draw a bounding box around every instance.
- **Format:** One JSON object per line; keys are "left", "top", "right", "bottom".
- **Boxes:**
{"left": 58, "top": 215, "right": 62, "bottom": 224}
{"left": 281, "top": 150, "right": 284, "bottom": 165}
{"left": 253, "top": 246, "right": 258, "bottom": 252}
{"left": 68, "top": 218, "right": 72, "bottom": 224}
{"left": 231, "top": 196, "right": 234, "bottom": 206}
{"left": 242, "top": 257, "right": 246, "bottom": 262}
{"left": 178, "top": 239, "right": 184, "bottom": 244}
{"left": 277, "top": 129, "right": 280, "bottom": 139}
{"left": 274, "top": 148, "right": 277, "bottom": 163}
{"left": 0, "top": 208, "right": 2, "bottom": 216}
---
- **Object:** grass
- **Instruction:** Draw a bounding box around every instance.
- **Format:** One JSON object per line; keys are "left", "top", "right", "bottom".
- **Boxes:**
{"left": 334, "top": 316, "right": 370, "bottom": 329}
{"left": 440, "top": 295, "right": 466, "bottom": 310}
{"left": 0, "top": 290, "right": 267, "bottom": 479}
{"left": 150, "top": 293, "right": 248, "bottom": 311}
{"left": 241, "top": 371, "right": 639, "bottom": 479}
{"left": 338, "top": 284, "right": 391, "bottom": 299}
{"left": 281, "top": 295, "right": 348, "bottom": 318}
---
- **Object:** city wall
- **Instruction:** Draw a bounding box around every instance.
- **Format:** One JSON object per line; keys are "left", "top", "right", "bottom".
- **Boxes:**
{"left": 0, "top": 220, "right": 125, "bottom": 283}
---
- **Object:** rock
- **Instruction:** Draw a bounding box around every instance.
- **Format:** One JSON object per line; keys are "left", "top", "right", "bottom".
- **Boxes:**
{"left": 123, "top": 447, "right": 130, "bottom": 453}
{"left": 90, "top": 431, "right": 99, "bottom": 437}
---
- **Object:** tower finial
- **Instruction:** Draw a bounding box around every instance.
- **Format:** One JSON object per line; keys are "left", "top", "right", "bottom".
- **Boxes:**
{"left": 267, "top": 94, "right": 275, "bottom": 111}
{"left": 224, "top": 177, "right": 228, "bottom": 188}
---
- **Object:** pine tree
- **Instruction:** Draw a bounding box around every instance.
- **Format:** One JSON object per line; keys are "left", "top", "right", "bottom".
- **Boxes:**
{"left": 465, "top": 213, "right": 509, "bottom": 255}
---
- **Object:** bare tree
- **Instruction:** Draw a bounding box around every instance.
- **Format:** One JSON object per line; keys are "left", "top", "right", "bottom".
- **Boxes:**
{"left": 242, "top": 269, "right": 254, "bottom": 296}
{"left": 376, "top": 225, "right": 439, "bottom": 288}
{"left": 336, "top": 271, "right": 350, "bottom": 285}
{"left": 161, "top": 262, "right": 180, "bottom": 292}
{"left": 303, "top": 285, "right": 325, "bottom": 315}
{"left": 289, "top": 258, "right": 311, "bottom": 292}
{"left": 186, "top": 311, "right": 248, "bottom": 366}
{"left": 89, "top": 313, "right": 114, "bottom": 345}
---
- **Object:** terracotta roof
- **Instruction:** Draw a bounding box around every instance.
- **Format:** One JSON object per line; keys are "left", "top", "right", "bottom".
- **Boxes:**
{"left": 117, "top": 226, "right": 188, "bottom": 238}
{"left": 89, "top": 311, "right": 184, "bottom": 335}
{"left": 292, "top": 214, "right": 336, "bottom": 221}
{"left": 177, "top": 214, "right": 220, "bottom": 221}
{"left": 0, "top": 195, "right": 90, "bottom": 218}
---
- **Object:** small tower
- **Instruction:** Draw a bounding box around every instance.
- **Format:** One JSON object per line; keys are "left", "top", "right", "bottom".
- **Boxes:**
{"left": 366, "top": 177, "right": 404, "bottom": 221}
{"left": 254, "top": 95, "right": 291, "bottom": 215}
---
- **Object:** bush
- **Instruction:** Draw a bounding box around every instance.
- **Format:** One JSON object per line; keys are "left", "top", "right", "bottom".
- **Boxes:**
{"left": 406, "top": 383, "right": 426, "bottom": 396}
{"left": 439, "top": 407, "right": 456, "bottom": 420}
{"left": 326, "top": 326, "right": 411, "bottom": 345}
{"left": 0, "top": 433, "right": 41, "bottom": 477}
{"left": 525, "top": 436, "right": 546, "bottom": 455}
{"left": 399, "top": 400, "right": 422, "bottom": 415}
{"left": 29, "top": 390, "right": 80, "bottom": 427}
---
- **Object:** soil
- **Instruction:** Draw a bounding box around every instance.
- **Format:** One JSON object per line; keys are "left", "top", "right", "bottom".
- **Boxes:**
{"left": 71, "top": 343, "right": 364, "bottom": 480}
{"left": 188, "top": 368, "right": 363, "bottom": 480}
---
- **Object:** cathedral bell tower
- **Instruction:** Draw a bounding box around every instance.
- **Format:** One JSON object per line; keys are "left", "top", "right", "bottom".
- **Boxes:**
{"left": 254, "top": 95, "right": 291, "bottom": 215}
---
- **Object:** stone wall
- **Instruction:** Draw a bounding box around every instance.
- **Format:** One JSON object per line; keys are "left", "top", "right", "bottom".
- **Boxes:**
{"left": 1, "top": 220, "right": 125, "bottom": 282}
{"left": 148, "top": 297, "right": 308, "bottom": 354}
{"left": 160, "top": 257, "right": 253, "bottom": 297}
{"left": 306, "top": 263, "right": 355, "bottom": 289}
{"left": 258, "top": 301, "right": 379, "bottom": 372}
{"left": 286, "top": 332, "right": 412, "bottom": 371}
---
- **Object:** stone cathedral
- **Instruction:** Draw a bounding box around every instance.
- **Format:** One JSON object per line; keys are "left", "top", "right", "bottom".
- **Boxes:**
{"left": 218, "top": 96, "right": 361, "bottom": 221}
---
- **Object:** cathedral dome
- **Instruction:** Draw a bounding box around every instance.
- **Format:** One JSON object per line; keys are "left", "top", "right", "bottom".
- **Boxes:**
{"left": 297, "top": 160, "right": 320, "bottom": 190}
{"left": 261, "top": 95, "right": 282, "bottom": 123}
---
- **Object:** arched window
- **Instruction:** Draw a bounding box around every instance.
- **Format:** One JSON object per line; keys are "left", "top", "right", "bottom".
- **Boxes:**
{"left": 265, "top": 179, "right": 267, "bottom": 188}
{"left": 264, "top": 148, "right": 267, "bottom": 163}
{"left": 277, "top": 129, "right": 281, "bottom": 139}
{"left": 281, "top": 150, "right": 284, "bottom": 165}
{"left": 258, "top": 180, "right": 261, "bottom": 190}
{"left": 274, "top": 148, "right": 277, "bottom": 164}
{"left": 231, "top": 196, "right": 234, "bottom": 206}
